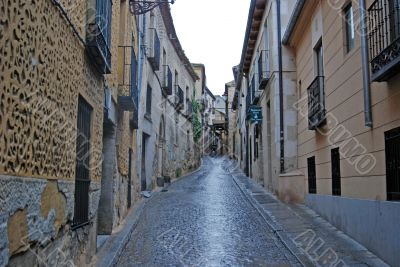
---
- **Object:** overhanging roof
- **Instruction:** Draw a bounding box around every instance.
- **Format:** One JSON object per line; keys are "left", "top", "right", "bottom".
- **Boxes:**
{"left": 235, "top": 0, "right": 267, "bottom": 91}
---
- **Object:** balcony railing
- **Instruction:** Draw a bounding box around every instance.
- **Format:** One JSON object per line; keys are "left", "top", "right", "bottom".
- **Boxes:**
{"left": 368, "top": 0, "right": 400, "bottom": 81}
{"left": 86, "top": 0, "right": 112, "bottom": 74}
{"left": 117, "top": 46, "right": 138, "bottom": 118}
{"left": 308, "top": 76, "right": 326, "bottom": 130}
{"left": 162, "top": 65, "right": 173, "bottom": 95}
{"left": 258, "top": 50, "right": 270, "bottom": 89}
{"left": 148, "top": 28, "right": 161, "bottom": 71}
{"left": 176, "top": 85, "right": 184, "bottom": 110}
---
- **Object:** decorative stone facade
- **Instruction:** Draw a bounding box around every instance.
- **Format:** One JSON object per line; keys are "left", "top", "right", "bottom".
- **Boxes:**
{"left": 135, "top": 5, "right": 200, "bottom": 191}
{"left": 0, "top": 0, "right": 139, "bottom": 265}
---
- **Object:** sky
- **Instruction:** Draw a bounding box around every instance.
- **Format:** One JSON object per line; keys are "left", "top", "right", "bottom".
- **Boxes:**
{"left": 171, "top": 0, "right": 250, "bottom": 96}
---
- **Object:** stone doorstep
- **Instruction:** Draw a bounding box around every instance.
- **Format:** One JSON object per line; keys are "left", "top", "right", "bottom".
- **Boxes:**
{"left": 230, "top": 171, "right": 389, "bottom": 267}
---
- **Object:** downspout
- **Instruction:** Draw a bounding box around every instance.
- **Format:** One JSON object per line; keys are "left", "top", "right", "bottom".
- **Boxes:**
{"left": 359, "top": 0, "right": 373, "bottom": 128}
{"left": 277, "top": 0, "right": 285, "bottom": 173}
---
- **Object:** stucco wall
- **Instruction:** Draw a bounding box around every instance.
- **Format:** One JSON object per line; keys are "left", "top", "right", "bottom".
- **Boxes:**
{"left": 293, "top": 1, "right": 400, "bottom": 201}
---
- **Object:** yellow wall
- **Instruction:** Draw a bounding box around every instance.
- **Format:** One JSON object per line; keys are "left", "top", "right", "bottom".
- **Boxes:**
{"left": 0, "top": 0, "right": 104, "bottom": 182}
{"left": 293, "top": 0, "right": 400, "bottom": 200}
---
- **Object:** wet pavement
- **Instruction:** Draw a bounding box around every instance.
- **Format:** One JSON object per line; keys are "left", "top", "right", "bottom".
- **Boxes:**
{"left": 116, "top": 157, "right": 301, "bottom": 266}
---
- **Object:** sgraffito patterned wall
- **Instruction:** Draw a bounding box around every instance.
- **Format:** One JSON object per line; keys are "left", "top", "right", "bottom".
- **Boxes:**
{"left": 0, "top": 0, "right": 104, "bottom": 182}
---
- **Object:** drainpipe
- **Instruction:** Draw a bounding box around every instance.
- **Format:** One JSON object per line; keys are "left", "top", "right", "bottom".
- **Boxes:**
{"left": 277, "top": 0, "right": 285, "bottom": 173}
{"left": 359, "top": 0, "right": 373, "bottom": 128}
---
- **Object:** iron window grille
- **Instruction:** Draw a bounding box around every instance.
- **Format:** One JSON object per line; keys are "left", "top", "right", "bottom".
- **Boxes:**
{"left": 162, "top": 65, "right": 173, "bottom": 95}
{"left": 118, "top": 46, "right": 139, "bottom": 115}
{"left": 331, "top": 148, "right": 341, "bottom": 196}
{"left": 176, "top": 85, "right": 184, "bottom": 110}
{"left": 368, "top": 0, "right": 400, "bottom": 81}
{"left": 385, "top": 127, "right": 400, "bottom": 201}
{"left": 308, "top": 76, "right": 326, "bottom": 130}
{"left": 146, "top": 85, "right": 152, "bottom": 116}
{"left": 148, "top": 28, "right": 161, "bottom": 70}
{"left": 73, "top": 97, "right": 93, "bottom": 229}
{"left": 258, "top": 50, "right": 270, "bottom": 89}
{"left": 86, "top": 0, "right": 112, "bottom": 74}
{"left": 307, "top": 156, "right": 317, "bottom": 194}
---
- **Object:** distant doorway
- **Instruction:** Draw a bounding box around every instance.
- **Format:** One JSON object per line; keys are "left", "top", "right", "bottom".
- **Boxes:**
{"left": 141, "top": 133, "right": 149, "bottom": 191}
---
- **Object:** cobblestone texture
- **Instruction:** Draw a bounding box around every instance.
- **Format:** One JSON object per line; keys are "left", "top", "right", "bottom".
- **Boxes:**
{"left": 117, "top": 157, "right": 301, "bottom": 266}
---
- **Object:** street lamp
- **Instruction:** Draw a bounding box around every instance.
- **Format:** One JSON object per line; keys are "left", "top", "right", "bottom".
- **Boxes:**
{"left": 129, "top": 0, "right": 175, "bottom": 15}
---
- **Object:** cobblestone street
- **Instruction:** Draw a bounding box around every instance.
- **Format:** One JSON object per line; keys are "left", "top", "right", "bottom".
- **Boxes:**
{"left": 116, "top": 157, "right": 301, "bottom": 266}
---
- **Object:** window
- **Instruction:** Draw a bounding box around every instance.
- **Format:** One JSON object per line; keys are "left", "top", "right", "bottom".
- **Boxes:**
{"left": 331, "top": 148, "right": 341, "bottom": 196}
{"left": 307, "top": 156, "right": 317, "bottom": 194}
{"left": 385, "top": 127, "right": 400, "bottom": 201}
{"left": 315, "top": 41, "right": 324, "bottom": 77}
{"left": 73, "top": 96, "right": 93, "bottom": 229}
{"left": 86, "top": 0, "right": 112, "bottom": 74}
{"left": 308, "top": 41, "right": 326, "bottom": 130}
{"left": 344, "top": 4, "right": 355, "bottom": 52}
{"left": 389, "top": 0, "right": 400, "bottom": 42}
{"left": 146, "top": 85, "right": 152, "bottom": 116}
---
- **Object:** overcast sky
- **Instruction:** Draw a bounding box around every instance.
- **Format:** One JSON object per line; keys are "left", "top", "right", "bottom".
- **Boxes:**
{"left": 171, "top": 1, "right": 250, "bottom": 96}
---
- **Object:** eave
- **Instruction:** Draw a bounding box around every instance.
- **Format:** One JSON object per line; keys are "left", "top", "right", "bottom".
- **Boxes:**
{"left": 235, "top": 0, "right": 267, "bottom": 92}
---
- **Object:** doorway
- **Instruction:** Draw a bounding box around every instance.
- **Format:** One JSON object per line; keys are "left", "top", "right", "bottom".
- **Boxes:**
{"left": 141, "top": 133, "right": 149, "bottom": 191}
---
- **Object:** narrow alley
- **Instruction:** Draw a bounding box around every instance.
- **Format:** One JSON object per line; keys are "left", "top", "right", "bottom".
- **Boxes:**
{"left": 116, "top": 157, "right": 301, "bottom": 266}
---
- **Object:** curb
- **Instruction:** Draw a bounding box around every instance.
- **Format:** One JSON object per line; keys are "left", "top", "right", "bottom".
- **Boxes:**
{"left": 230, "top": 172, "right": 314, "bottom": 267}
{"left": 95, "top": 199, "right": 147, "bottom": 267}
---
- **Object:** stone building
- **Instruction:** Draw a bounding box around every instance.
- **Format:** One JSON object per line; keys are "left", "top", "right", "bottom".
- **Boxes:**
{"left": 202, "top": 87, "right": 216, "bottom": 154}
{"left": 225, "top": 81, "right": 237, "bottom": 158}
{"left": 0, "top": 0, "right": 140, "bottom": 265}
{"left": 213, "top": 95, "right": 228, "bottom": 155}
{"left": 283, "top": 0, "right": 400, "bottom": 265}
{"left": 232, "top": 0, "right": 298, "bottom": 188}
{"left": 135, "top": 4, "right": 200, "bottom": 190}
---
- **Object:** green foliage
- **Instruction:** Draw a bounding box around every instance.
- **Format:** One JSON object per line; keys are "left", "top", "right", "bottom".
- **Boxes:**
{"left": 191, "top": 99, "right": 202, "bottom": 143}
{"left": 175, "top": 168, "right": 182, "bottom": 178}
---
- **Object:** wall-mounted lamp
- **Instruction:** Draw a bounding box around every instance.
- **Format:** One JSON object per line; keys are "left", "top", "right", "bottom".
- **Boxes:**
{"left": 129, "top": 0, "right": 175, "bottom": 15}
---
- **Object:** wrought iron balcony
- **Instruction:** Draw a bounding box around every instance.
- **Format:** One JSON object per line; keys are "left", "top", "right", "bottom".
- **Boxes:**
{"left": 258, "top": 50, "right": 270, "bottom": 89}
{"left": 176, "top": 85, "right": 184, "bottom": 110}
{"left": 86, "top": 0, "right": 112, "bottom": 74}
{"left": 308, "top": 76, "right": 326, "bottom": 130}
{"left": 368, "top": 0, "right": 400, "bottom": 81}
{"left": 162, "top": 65, "right": 173, "bottom": 95}
{"left": 117, "top": 46, "right": 139, "bottom": 121}
{"left": 148, "top": 28, "right": 161, "bottom": 71}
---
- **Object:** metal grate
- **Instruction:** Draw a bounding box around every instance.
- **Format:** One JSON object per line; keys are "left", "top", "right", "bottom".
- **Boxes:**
{"left": 308, "top": 76, "right": 326, "bottom": 130}
{"left": 368, "top": 0, "right": 400, "bottom": 60}
{"left": 258, "top": 50, "right": 270, "bottom": 89}
{"left": 331, "top": 148, "right": 341, "bottom": 196}
{"left": 162, "top": 65, "right": 173, "bottom": 95}
{"left": 146, "top": 85, "right": 152, "bottom": 115}
{"left": 385, "top": 127, "right": 400, "bottom": 201}
{"left": 73, "top": 97, "right": 92, "bottom": 229}
{"left": 128, "top": 149, "right": 132, "bottom": 208}
{"left": 86, "top": 0, "right": 112, "bottom": 74}
{"left": 308, "top": 156, "right": 317, "bottom": 194}
{"left": 176, "top": 85, "right": 184, "bottom": 109}
{"left": 368, "top": 0, "right": 400, "bottom": 80}
{"left": 149, "top": 28, "right": 161, "bottom": 70}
